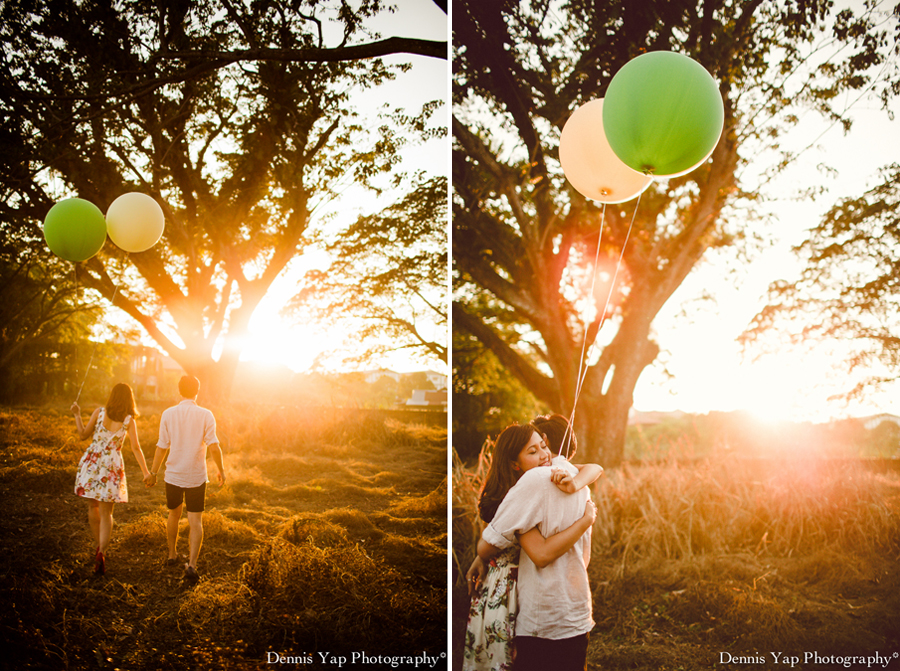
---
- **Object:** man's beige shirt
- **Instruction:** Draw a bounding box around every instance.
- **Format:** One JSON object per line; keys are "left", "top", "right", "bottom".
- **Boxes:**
{"left": 482, "top": 455, "right": 594, "bottom": 640}
{"left": 157, "top": 399, "right": 219, "bottom": 488}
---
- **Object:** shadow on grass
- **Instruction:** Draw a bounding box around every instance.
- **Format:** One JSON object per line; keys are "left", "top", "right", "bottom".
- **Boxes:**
{"left": 0, "top": 405, "right": 448, "bottom": 670}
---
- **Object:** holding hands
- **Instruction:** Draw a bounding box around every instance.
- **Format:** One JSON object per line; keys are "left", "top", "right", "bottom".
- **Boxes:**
{"left": 144, "top": 472, "right": 157, "bottom": 488}
{"left": 70, "top": 402, "right": 89, "bottom": 438}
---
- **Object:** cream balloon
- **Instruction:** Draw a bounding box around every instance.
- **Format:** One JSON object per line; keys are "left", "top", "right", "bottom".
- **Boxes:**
{"left": 106, "top": 192, "right": 165, "bottom": 253}
{"left": 559, "top": 99, "right": 653, "bottom": 203}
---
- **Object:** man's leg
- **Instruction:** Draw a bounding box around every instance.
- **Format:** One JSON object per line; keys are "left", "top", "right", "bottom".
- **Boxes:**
{"left": 182, "top": 482, "right": 207, "bottom": 582}
{"left": 167, "top": 503, "right": 183, "bottom": 560}
{"left": 186, "top": 511, "right": 203, "bottom": 570}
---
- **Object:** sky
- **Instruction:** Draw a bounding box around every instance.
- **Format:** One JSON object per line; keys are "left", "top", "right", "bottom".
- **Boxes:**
{"left": 631, "top": 98, "right": 900, "bottom": 423}
{"left": 87, "top": 0, "right": 900, "bottom": 413}
{"left": 237, "top": 0, "right": 449, "bottom": 376}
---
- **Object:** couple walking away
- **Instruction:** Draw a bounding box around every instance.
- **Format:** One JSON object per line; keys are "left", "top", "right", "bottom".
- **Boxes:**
{"left": 463, "top": 414, "right": 604, "bottom": 671}
{"left": 72, "top": 375, "right": 226, "bottom": 583}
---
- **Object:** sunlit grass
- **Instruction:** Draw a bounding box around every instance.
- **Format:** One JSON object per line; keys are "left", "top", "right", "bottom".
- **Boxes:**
{"left": 452, "top": 443, "right": 900, "bottom": 670}
{"left": 0, "top": 404, "right": 447, "bottom": 670}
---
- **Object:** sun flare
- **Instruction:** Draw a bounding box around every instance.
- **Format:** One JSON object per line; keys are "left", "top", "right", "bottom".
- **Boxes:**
{"left": 240, "top": 312, "right": 338, "bottom": 372}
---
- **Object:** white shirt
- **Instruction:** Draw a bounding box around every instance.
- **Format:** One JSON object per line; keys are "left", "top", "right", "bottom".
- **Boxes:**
{"left": 482, "top": 455, "right": 594, "bottom": 639}
{"left": 157, "top": 399, "right": 219, "bottom": 488}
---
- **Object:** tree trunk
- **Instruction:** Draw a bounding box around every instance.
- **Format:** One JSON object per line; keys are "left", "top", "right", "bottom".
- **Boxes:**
{"left": 557, "top": 302, "right": 660, "bottom": 467}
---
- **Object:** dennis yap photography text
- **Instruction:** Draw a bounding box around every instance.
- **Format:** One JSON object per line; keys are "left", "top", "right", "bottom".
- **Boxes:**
{"left": 267, "top": 651, "right": 447, "bottom": 668}
{"left": 719, "top": 651, "right": 900, "bottom": 668}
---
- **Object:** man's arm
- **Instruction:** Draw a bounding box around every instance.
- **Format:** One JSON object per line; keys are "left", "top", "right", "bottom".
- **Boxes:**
{"left": 465, "top": 555, "right": 487, "bottom": 597}
{"left": 207, "top": 442, "right": 225, "bottom": 485}
{"left": 476, "top": 538, "right": 503, "bottom": 562}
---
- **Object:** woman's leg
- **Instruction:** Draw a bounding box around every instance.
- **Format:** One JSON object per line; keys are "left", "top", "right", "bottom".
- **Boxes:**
{"left": 98, "top": 501, "right": 115, "bottom": 554}
{"left": 87, "top": 500, "right": 100, "bottom": 549}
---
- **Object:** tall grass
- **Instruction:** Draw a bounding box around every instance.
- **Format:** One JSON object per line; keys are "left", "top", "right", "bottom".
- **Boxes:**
{"left": 451, "top": 443, "right": 900, "bottom": 670}
{"left": 450, "top": 441, "right": 492, "bottom": 584}
{"left": 1, "top": 404, "right": 447, "bottom": 670}
{"left": 594, "top": 457, "right": 900, "bottom": 571}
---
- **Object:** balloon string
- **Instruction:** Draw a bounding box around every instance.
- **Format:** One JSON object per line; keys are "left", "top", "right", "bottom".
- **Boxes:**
{"left": 561, "top": 192, "right": 643, "bottom": 461}
{"left": 74, "top": 253, "right": 130, "bottom": 403}
{"left": 560, "top": 203, "right": 606, "bottom": 459}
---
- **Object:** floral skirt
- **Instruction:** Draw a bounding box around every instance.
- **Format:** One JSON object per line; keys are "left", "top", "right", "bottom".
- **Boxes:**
{"left": 462, "top": 546, "right": 519, "bottom": 671}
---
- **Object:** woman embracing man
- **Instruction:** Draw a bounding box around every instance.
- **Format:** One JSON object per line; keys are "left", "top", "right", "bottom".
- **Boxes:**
{"left": 462, "top": 414, "right": 603, "bottom": 671}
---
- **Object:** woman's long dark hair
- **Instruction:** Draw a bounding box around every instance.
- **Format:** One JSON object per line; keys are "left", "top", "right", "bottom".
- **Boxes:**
{"left": 477, "top": 423, "right": 543, "bottom": 524}
{"left": 106, "top": 383, "right": 138, "bottom": 423}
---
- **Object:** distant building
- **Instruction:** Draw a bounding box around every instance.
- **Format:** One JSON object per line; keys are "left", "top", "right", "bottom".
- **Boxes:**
{"left": 405, "top": 389, "right": 448, "bottom": 409}
{"left": 129, "top": 345, "right": 183, "bottom": 399}
{"left": 362, "top": 368, "right": 447, "bottom": 390}
{"left": 363, "top": 369, "right": 403, "bottom": 384}
{"left": 861, "top": 413, "right": 900, "bottom": 431}
{"left": 419, "top": 370, "right": 448, "bottom": 390}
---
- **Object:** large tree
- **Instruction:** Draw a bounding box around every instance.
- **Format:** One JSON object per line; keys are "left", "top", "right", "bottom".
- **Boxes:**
{"left": 452, "top": 0, "right": 899, "bottom": 465}
{"left": 0, "top": 0, "right": 446, "bottom": 402}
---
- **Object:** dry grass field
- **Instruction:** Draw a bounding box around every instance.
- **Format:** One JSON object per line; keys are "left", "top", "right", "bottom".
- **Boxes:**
{"left": 452, "top": 447, "right": 900, "bottom": 670}
{"left": 0, "top": 404, "right": 447, "bottom": 670}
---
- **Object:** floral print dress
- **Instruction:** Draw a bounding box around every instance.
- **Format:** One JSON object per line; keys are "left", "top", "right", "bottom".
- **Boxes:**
{"left": 74, "top": 409, "right": 132, "bottom": 503}
{"left": 463, "top": 545, "right": 519, "bottom": 671}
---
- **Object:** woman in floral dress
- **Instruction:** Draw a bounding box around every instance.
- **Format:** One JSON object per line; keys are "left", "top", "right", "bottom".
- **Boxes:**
{"left": 72, "top": 383, "right": 151, "bottom": 575}
{"left": 462, "top": 422, "right": 601, "bottom": 671}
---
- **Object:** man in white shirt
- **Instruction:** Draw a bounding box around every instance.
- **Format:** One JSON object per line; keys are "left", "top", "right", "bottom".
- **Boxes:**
{"left": 476, "top": 416, "right": 594, "bottom": 671}
{"left": 146, "top": 375, "right": 225, "bottom": 584}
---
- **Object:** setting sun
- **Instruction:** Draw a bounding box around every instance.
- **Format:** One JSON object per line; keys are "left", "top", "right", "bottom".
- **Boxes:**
{"left": 240, "top": 309, "right": 339, "bottom": 373}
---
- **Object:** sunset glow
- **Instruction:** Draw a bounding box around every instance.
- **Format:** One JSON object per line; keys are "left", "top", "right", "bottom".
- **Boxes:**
{"left": 240, "top": 314, "right": 338, "bottom": 373}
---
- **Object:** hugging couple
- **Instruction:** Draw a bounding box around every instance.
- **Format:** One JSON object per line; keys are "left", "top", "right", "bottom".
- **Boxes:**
{"left": 463, "top": 414, "right": 603, "bottom": 671}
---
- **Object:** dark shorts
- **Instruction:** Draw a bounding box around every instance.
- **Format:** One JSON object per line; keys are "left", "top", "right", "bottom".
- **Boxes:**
{"left": 165, "top": 481, "right": 207, "bottom": 513}
{"left": 512, "top": 633, "right": 590, "bottom": 671}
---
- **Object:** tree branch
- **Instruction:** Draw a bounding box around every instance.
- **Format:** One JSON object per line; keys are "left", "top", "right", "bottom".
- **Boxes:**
{"left": 452, "top": 302, "right": 558, "bottom": 407}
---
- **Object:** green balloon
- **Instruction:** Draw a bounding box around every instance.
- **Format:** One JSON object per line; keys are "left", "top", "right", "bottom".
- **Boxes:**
{"left": 43, "top": 198, "right": 107, "bottom": 262}
{"left": 603, "top": 51, "right": 724, "bottom": 177}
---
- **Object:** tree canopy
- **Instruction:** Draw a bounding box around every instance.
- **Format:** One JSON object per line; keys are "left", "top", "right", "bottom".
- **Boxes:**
{"left": 289, "top": 173, "right": 448, "bottom": 369}
{"left": 452, "top": 0, "right": 900, "bottom": 465}
{"left": 0, "top": 0, "right": 447, "bottom": 401}
{"left": 743, "top": 163, "right": 900, "bottom": 400}
{"left": 0, "top": 231, "right": 96, "bottom": 374}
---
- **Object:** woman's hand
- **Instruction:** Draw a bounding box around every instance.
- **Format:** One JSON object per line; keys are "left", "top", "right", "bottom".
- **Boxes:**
{"left": 71, "top": 402, "right": 80, "bottom": 416}
{"left": 582, "top": 499, "right": 597, "bottom": 526}
{"left": 551, "top": 467, "right": 577, "bottom": 494}
{"left": 465, "top": 555, "right": 487, "bottom": 598}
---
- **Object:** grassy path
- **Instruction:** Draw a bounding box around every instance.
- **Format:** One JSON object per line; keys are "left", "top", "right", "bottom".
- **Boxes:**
{"left": 1, "top": 405, "right": 448, "bottom": 670}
